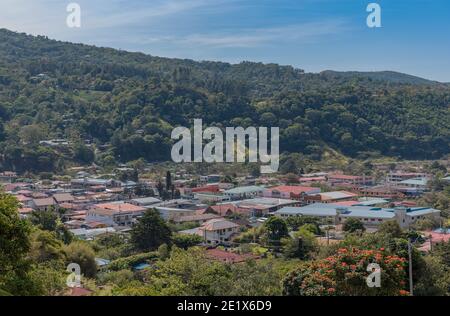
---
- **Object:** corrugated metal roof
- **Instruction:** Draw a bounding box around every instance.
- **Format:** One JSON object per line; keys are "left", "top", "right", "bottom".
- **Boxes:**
{"left": 224, "top": 186, "right": 264, "bottom": 194}
{"left": 275, "top": 203, "right": 438, "bottom": 220}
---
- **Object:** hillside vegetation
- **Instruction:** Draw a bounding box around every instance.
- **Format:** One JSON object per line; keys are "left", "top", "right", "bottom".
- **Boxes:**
{"left": 0, "top": 28, "right": 449, "bottom": 173}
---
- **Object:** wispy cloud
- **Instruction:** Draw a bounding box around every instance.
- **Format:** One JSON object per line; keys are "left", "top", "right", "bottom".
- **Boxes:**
{"left": 0, "top": 0, "right": 241, "bottom": 36}
{"left": 129, "top": 20, "right": 348, "bottom": 48}
{"left": 86, "top": 0, "right": 236, "bottom": 29}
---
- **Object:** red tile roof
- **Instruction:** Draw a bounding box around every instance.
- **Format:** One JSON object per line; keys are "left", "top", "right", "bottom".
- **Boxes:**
{"left": 332, "top": 200, "right": 360, "bottom": 206}
{"left": 192, "top": 185, "right": 220, "bottom": 193}
{"left": 94, "top": 202, "right": 146, "bottom": 213}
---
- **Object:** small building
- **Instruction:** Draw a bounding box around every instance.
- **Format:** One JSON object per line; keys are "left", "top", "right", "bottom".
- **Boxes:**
{"left": 303, "top": 191, "right": 358, "bottom": 204}
{"left": 154, "top": 206, "right": 197, "bottom": 221}
{"left": 69, "top": 227, "right": 116, "bottom": 240}
{"left": 86, "top": 202, "right": 147, "bottom": 227}
{"left": 395, "top": 178, "right": 429, "bottom": 195}
{"left": 358, "top": 186, "right": 406, "bottom": 199}
{"left": 53, "top": 193, "right": 75, "bottom": 204}
{"left": 130, "top": 197, "right": 161, "bottom": 207}
{"left": 275, "top": 203, "right": 441, "bottom": 229}
{"left": 328, "top": 174, "right": 373, "bottom": 186}
{"left": 173, "top": 213, "right": 222, "bottom": 225}
{"left": 388, "top": 172, "right": 427, "bottom": 183}
{"left": 211, "top": 197, "right": 298, "bottom": 217}
{"left": 180, "top": 218, "right": 240, "bottom": 245}
{"left": 31, "top": 197, "right": 57, "bottom": 211}
{"left": 0, "top": 171, "right": 17, "bottom": 183}
{"left": 223, "top": 186, "right": 264, "bottom": 200}
{"left": 263, "top": 185, "right": 320, "bottom": 200}
{"left": 194, "top": 192, "right": 230, "bottom": 203}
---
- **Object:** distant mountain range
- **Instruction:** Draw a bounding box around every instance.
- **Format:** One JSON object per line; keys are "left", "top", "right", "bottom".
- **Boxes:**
{"left": 0, "top": 28, "right": 449, "bottom": 173}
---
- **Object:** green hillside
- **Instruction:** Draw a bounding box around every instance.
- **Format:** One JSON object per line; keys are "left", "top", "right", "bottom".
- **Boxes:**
{"left": 0, "top": 28, "right": 449, "bottom": 173}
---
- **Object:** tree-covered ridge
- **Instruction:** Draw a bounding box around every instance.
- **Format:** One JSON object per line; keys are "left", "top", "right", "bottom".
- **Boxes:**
{"left": 0, "top": 28, "right": 449, "bottom": 173}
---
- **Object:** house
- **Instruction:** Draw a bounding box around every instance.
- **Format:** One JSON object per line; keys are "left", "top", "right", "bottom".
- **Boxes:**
{"left": 210, "top": 197, "right": 299, "bottom": 217}
{"left": 395, "top": 178, "right": 429, "bottom": 195}
{"left": 199, "top": 218, "right": 240, "bottom": 245}
{"left": 154, "top": 206, "right": 197, "bottom": 221}
{"left": 358, "top": 186, "right": 406, "bottom": 199}
{"left": 298, "top": 176, "right": 327, "bottom": 185}
{"left": 275, "top": 203, "right": 441, "bottom": 229}
{"left": 180, "top": 218, "right": 240, "bottom": 245}
{"left": 15, "top": 194, "right": 33, "bottom": 207}
{"left": 418, "top": 229, "right": 450, "bottom": 253}
{"left": 208, "top": 204, "right": 240, "bottom": 217}
{"left": 0, "top": 171, "right": 17, "bottom": 183}
{"left": 86, "top": 202, "right": 147, "bottom": 227}
{"left": 31, "top": 197, "right": 57, "bottom": 211}
{"left": 327, "top": 174, "right": 373, "bottom": 186}
{"left": 173, "top": 213, "right": 222, "bottom": 225}
{"left": 303, "top": 191, "right": 358, "bottom": 204}
{"left": 191, "top": 184, "right": 220, "bottom": 194}
{"left": 53, "top": 193, "right": 75, "bottom": 204}
{"left": 223, "top": 186, "right": 264, "bottom": 200}
{"left": 130, "top": 197, "right": 161, "bottom": 207}
{"left": 69, "top": 227, "right": 116, "bottom": 240}
{"left": 194, "top": 192, "right": 230, "bottom": 203}
{"left": 18, "top": 207, "right": 33, "bottom": 217}
{"left": 263, "top": 185, "right": 320, "bottom": 200}
{"left": 388, "top": 172, "right": 427, "bottom": 183}
{"left": 71, "top": 178, "right": 116, "bottom": 189}
{"left": 154, "top": 199, "right": 202, "bottom": 221}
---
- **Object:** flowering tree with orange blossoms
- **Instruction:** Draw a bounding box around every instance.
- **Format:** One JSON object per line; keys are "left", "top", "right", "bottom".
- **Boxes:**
{"left": 283, "top": 247, "right": 409, "bottom": 296}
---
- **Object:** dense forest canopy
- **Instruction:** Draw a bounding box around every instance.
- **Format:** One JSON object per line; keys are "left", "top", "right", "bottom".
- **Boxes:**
{"left": 0, "top": 28, "right": 449, "bottom": 173}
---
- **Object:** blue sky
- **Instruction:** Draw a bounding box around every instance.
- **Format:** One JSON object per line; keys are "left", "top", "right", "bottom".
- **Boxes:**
{"left": 1, "top": 0, "right": 450, "bottom": 82}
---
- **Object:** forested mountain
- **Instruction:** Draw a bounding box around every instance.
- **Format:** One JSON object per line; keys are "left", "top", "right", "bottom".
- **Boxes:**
{"left": 0, "top": 28, "right": 449, "bottom": 173}
{"left": 319, "top": 70, "right": 441, "bottom": 85}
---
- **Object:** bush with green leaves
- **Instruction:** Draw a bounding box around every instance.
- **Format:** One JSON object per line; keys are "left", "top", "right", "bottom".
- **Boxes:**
{"left": 108, "top": 252, "right": 159, "bottom": 271}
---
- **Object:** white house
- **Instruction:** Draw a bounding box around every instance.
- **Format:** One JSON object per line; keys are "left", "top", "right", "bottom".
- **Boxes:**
{"left": 180, "top": 218, "right": 240, "bottom": 245}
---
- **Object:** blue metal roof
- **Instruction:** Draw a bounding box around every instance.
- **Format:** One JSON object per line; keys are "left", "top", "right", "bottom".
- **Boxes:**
{"left": 275, "top": 203, "right": 438, "bottom": 219}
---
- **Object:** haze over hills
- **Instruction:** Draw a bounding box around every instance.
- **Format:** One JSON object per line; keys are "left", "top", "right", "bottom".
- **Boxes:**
{"left": 0, "top": 28, "right": 449, "bottom": 173}
{"left": 319, "top": 70, "right": 443, "bottom": 85}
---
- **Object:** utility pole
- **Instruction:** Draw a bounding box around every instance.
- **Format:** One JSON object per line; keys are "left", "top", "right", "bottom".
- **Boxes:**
{"left": 326, "top": 227, "right": 330, "bottom": 245}
{"left": 407, "top": 240, "right": 414, "bottom": 296}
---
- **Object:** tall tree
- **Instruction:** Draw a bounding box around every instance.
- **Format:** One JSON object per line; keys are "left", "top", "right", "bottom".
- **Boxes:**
{"left": 131, "top": 209, "right": 172, "bottom": 251}
{"left": 0, "top": 192, "right": 33, "bottom": 295}
{"left": 64, "top": 241, "right": 97, "bottom": 278}
{"left": 166, "top": 171, "right": 172, "bottom": 191}
{"left": 342, "top": 218, "right": 366, "bottom": 234}
{"left": 264, "top": 217, "right": 289, "bottom": 244}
